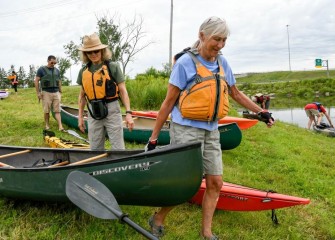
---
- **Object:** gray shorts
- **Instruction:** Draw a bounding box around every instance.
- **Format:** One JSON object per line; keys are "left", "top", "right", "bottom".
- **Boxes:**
{"left": 88, "top": 101, "right": 125, "bottom": 150}
{"left": 169, "top": 122, "right": 223, "bottom": 175}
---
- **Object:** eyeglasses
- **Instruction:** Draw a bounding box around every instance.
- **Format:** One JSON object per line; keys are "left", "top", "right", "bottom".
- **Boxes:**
{"left": 50, "top": 62, "right": 57, "bottom": 65}
{"left": 86, "top": 50, "right": 100, "bottom": 55}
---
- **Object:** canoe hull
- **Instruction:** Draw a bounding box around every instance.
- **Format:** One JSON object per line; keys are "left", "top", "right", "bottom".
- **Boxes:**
{"left": 190, "top": 179, "right": 310, "bottom": 211}
{"left": 0, "top": 91, "right": 9, "bottom": 99}
{"left": 131, "top": 110, "right": 258, "bottom": 130}
{"left": 0, "top": 143, "right": 203, "bottom": 206}
{"left": 312, "top": 125, "right": 335, "bottom": 137}
{"left": 57, "top": 105, "right": 242, "bottom": 150}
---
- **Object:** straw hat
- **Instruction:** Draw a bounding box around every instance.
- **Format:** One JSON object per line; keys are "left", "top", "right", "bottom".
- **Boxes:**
{"left": 78, "top": 33, "right": 108, "bottom": 52}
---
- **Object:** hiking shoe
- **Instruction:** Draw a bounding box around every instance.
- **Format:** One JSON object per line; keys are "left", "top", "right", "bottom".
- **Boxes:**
{"left": 201, "top": 234, "right": 219, "bottom": 240}
{"left": 148, "top": 213, "right": 165, "bottom": 238}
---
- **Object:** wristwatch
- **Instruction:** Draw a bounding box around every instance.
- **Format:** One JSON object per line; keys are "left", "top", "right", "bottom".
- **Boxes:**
{"left": 126, "top": 110, "right": 132, "bottom": 115}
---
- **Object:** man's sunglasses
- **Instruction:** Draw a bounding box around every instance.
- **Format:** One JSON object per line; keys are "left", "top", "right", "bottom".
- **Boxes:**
{"left": 50, "top": 61, "right": 57, "bottom": 65}
{"left": 86, "top": 50, "right": 100, "bottom": 55}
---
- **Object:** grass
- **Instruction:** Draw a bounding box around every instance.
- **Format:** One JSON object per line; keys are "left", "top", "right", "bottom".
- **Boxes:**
{"left": 0, "top": 86, "right": 334, "bottom": 239}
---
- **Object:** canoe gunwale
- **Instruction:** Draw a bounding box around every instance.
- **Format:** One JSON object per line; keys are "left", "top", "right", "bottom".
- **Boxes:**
{"left": 0, "top": 142, "right": 202, "bottom": 171}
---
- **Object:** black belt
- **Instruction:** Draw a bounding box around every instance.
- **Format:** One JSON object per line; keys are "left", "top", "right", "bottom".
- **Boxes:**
{"left": 106, "top": 98, "right": 118, "bottom": 103}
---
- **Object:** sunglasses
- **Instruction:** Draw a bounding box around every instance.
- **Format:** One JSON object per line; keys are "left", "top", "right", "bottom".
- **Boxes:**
{"left": 86, "top": 50, "right": 100, "bottom": 55}
{"left": 50, "top": 61, "right": 57, "bottom": 65}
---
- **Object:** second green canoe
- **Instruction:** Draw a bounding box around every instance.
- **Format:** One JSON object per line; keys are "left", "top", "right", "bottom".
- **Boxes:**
{"left": 57, "top": 105, "right": 242, "bottom": 150}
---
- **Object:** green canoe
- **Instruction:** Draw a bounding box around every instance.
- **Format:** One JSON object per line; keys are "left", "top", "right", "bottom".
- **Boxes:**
{"left": 56, "top": 105, "right": 242, "bottom": 150}
{"left": 0, "top": 142, "right": 203, "bottom": 205}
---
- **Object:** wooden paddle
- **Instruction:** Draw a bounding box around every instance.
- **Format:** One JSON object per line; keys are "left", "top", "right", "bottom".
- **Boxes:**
{"left": 68, "top": 153, "right": 108, "bottom": 166}
{"left": 0, "top": 149, "right": 31, "bottom": 159}
{"left": 48, "top": 160, "right": 70, "bottom": 168}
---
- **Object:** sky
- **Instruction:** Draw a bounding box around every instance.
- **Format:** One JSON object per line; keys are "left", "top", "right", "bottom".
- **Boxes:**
{"left": 0, "top": 0, "right": 334, "bottom": 84}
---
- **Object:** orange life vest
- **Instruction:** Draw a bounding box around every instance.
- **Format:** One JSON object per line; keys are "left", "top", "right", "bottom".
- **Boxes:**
{"left": 82, "top": 63, "right": 119, "bottom": 102}
{"left": 178, "top": 51, "right": 229, "bottom": 122}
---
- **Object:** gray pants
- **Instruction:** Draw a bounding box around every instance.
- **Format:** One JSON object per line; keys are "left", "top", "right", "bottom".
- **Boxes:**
{"left": 88, "top": 101, "right": 125, "bottom": 150}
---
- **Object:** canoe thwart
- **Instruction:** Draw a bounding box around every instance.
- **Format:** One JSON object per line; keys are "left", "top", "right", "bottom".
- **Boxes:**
{"left": 68, "top": 153, "right": 108, "bottom": 166}
{"left": 0, "top": 149, "right": 31, "bottom": 159}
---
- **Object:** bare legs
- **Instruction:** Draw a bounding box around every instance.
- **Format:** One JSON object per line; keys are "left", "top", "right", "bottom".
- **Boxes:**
{"left": 201, "top": 174, "right": 222, "bottom": 238}
{"left": 152, "top": 174, "right": 222, "bottom": 239}
{"left": 44, "top": 112, "right": 63, "bottom": 130}
{"left": 44, "top": 113, "right": 50, "bottom": 129}
{"left": 54, "top": 112, "right": 64, "bottom": 130}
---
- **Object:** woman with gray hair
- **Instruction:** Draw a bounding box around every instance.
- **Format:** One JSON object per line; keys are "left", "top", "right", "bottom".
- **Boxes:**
{"left": 77, "top": 33, "right": 134, "bottom": 150}
{"left": 146, "top": 16, "right": 274, "bottom": 239}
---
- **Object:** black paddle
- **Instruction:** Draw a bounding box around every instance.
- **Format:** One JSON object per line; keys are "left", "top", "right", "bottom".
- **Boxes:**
{"left": 65, "top": 171, "right": 158, "bottom": 240}
{"left": 67, "top": 130, "right": 90, "bottom": 144}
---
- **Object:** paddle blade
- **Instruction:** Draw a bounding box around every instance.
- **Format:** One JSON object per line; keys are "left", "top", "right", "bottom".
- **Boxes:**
{"left": 67, "top": 130, "right": 89, "bottom": 143}
{"left": 66, "top": 171, "right": 121, "bottom": 220}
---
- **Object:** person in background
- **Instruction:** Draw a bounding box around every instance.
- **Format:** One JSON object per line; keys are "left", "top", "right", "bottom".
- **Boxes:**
{"left": 304, "top": 102, "right": 333, "bottom": 129}
{"left": 77, "top": 33, "right": 134, "bottom": 150}
{"left": 145, "top": 16, "right": 274, "bottom": 240}
{"left": 34, "top": 55, "right": 65, "bottom": 131}
{"left": 8, "top": 71, "right": 18, "bottom": 94}
{"left": 252, "top": 93, "right": 271, "bottom": 109}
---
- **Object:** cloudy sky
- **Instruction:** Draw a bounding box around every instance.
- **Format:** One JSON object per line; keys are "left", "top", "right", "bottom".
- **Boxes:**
{"left": 0, "top": 0, "right": 334, "bottom": 83}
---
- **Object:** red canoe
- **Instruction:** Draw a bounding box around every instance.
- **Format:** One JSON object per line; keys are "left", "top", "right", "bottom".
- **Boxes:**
{"left": 189, "top": 179, "right": 310, "bottom": 211}
{"left": 131, "top": 111, "right": 258, "bottom": 130}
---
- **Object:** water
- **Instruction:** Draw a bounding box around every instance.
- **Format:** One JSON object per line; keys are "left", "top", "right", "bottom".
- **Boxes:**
{"left": 241, "top": 107, "right": 335, "bottom": 129}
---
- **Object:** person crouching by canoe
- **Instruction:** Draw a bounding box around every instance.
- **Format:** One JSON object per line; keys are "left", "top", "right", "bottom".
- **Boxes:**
{"left": 304, "top": 102, "right": 333, "bottom": 129}
{"left": 77, "top": 33, "right": 134, "bottom": 150}
{"left": 145, "top": 16, "right": 275, "bottom": 239}
{"left": 34, "top": 55, "right": 65, "bottom": 132}
{"left": 252, "top": 93, "right": 270, "bottom": 110}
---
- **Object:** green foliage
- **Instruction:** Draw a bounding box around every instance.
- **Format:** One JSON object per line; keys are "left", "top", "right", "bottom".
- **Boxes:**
{"left": 239, "top": 78, "right": 335, "bottom": 97}
{"left": 97, "top": 16, "right": 122, "bottom": 61}
{"left": 63, "top": 40, "right": 81, "bottom": 64}
{"left": 57, "top": 57, "right": 71, "bottom": 86}
{"left": 126, "top": 75, "right": 168, "bottom": 110}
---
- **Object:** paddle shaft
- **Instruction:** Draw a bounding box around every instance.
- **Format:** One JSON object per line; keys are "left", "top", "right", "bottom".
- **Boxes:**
{"left": 48, "top": 161, "right": 70, "bottom": 168}
{"left": 68, "top": 153, "right": 108, "bottom": 166}
{"left": 121, "top": 215, "right": 159, "bottom": 240}
{"left": 95, "top": 193, "right": 158, "bottom": 240}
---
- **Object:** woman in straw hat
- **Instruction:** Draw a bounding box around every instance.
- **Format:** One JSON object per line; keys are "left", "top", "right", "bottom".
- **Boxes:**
{"left": 77, "top": 33, "right": 134, "bottom": 150}
{"left": 145, "top": 16, "right": 274, "bottom": 239}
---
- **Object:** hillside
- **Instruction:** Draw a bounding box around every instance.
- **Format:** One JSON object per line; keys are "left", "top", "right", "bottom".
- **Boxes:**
{"left": 235, "top": 69, "right": 335, "bottom": 83}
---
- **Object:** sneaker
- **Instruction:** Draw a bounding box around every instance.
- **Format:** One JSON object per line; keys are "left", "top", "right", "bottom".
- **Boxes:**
{"left": 148, "top": 213, "right": 165, "bottom": 238}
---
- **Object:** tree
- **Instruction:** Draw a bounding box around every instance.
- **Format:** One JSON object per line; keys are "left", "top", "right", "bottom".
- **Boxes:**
{"left": 57, "top": 57, "right": 71, "bottom": 86}
{"left": 26, "top": 65, "right": 37, "bottom": 88}
{"left": 63, "top": 40, "right": 81, "bottom": 65}
{"left": 64, "top": 13, "right": 154, "bottom": 76}
{"left": 0, "top": 67, "right": 8, "bottom": 89}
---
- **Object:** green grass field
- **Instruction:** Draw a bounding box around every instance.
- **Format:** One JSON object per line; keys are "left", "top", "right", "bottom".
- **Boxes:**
{"left": 0, "top": 85, "right": 334, "bottom": 240}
